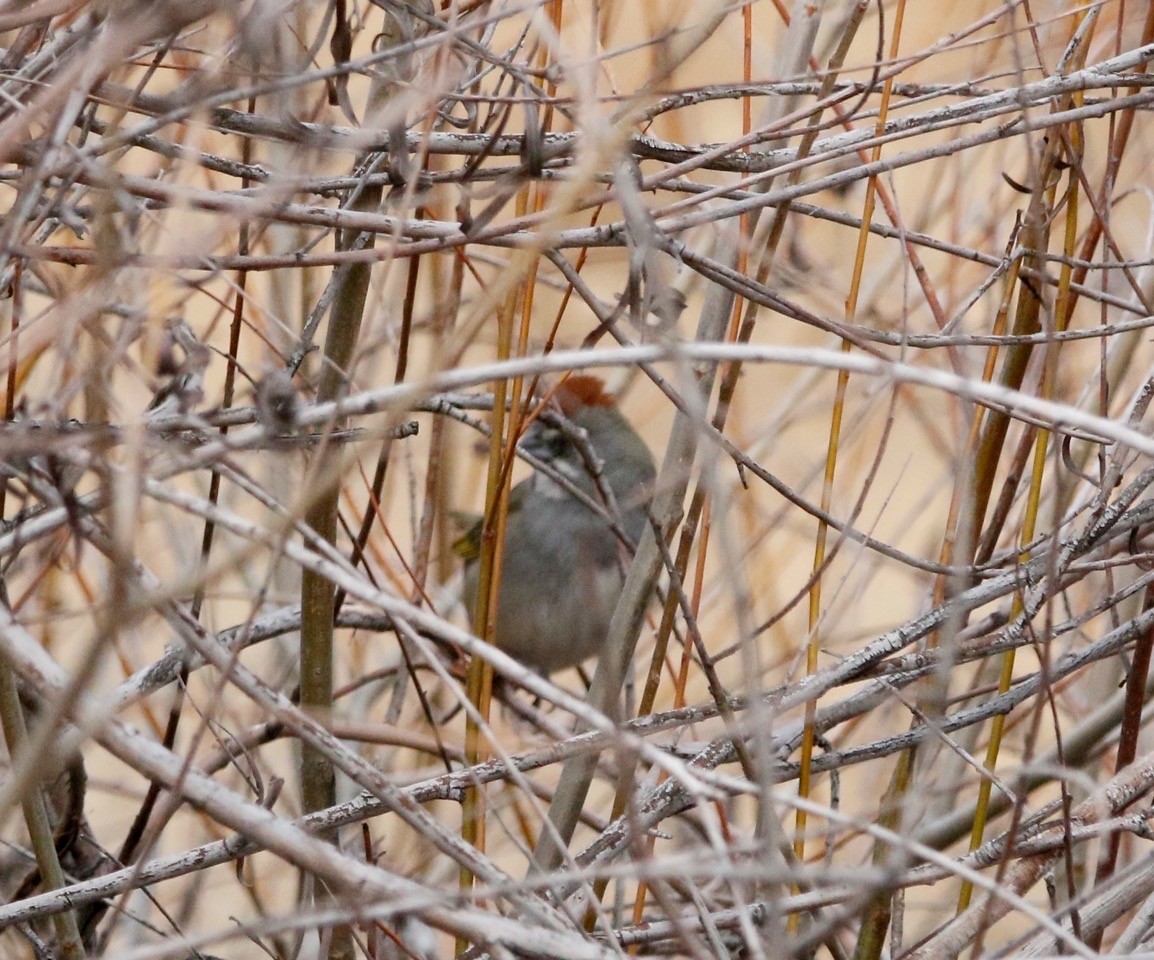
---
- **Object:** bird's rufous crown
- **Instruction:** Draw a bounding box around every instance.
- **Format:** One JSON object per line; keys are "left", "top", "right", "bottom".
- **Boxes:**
{"left": 554, "top": 375, "right": 614, "bottom": 416}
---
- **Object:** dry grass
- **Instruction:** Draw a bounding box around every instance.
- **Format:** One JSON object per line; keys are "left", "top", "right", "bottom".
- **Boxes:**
{"left": 1, "top": 0, "right": 1154, "bottom": 958}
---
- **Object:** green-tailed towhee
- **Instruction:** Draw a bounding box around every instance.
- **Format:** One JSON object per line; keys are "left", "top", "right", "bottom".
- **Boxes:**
{"left": 457, "top": 376, "right": 656, "bottom": 673}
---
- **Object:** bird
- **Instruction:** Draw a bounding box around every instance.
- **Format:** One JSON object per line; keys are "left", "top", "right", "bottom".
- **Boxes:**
{"left": 255, "top": 367, "right": 300, "bottom": 436}
{"left": 146, "top": 318, "right": 211, "bottom": 420}
{"left": 457, "top": 376, "right": 656, "bottom": 674}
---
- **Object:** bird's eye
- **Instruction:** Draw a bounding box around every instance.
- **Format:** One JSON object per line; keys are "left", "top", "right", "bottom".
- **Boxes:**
{"left": 546, "top": 433, "right": 568, "bottom": 458}
{"left": 521, "top": 423, "right": 572, "bottom": 463}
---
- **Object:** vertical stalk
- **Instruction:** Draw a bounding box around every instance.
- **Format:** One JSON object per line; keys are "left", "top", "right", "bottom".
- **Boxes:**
{"left": 804, "top": 0, "right": 905, "bottom": 918}
{"left": 297, "top": 17, "right": 412, "bottom": 949}
{"left": 0, "top": 645, "right": 85, "bottom": 959}
{"left": 958, "top": 83, "right": 1087, "bottom": 911}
